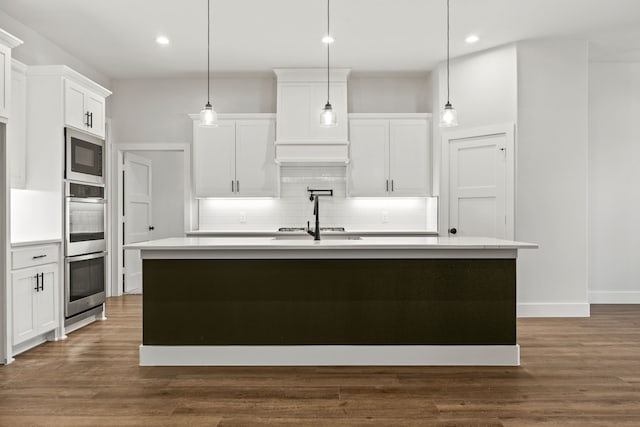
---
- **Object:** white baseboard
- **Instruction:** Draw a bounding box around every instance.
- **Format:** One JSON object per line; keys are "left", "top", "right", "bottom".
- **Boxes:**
{"left": 589, "top": 291, "right": 640, "bottom": 304}
{"left": 139, "top": 345, "right": 520, "bottom": 367}
{"left": 517, "top": 303, "right": 590, "bottom": 317}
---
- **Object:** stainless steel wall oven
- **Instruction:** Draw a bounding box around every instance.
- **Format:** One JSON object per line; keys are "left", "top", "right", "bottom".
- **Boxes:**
{"left": 64, "top": 181, "right": 107, "bottom": 319}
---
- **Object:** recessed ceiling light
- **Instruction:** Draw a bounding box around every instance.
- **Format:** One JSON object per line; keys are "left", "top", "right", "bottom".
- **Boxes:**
{"left": 156, "top": 36, "right": 170, "bottom": 45}
{"left": 322, "top": 35, "right": 334, "bottom": 44}
{"left": 465, "top": 34, "right": 479, "bottom": 44}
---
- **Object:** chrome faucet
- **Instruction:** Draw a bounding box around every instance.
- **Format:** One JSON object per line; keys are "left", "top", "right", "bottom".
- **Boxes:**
{"left": 306, "top": 188, "right": 333, "bottom": 240}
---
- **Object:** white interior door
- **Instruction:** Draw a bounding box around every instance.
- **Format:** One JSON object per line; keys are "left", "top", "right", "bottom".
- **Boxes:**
{"left": 124, "top": 152, "right": 152, "bottom": 294}
{"left": 447, "top": 127, "right": 514, "bottom": 239}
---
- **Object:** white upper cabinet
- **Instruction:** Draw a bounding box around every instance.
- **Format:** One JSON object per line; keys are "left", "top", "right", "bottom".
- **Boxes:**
{"left": 348, "top": 114, "right": 431, "bottom": 197}
{"left": 192, "top": 114, "right": 278, "bottom": 198}
{"left": 193, "top": 120, "right": 236, "bottom": 197}
{"left": 8, "top": 60, "right": 27, "bottom": 188}
{"left": 235, "top": 119, "right": 278, "bottom": 197}
{"left": 0, "top": 29, "right": 23, "bottom": 119}
{"left": 389, "top": 120, "right": 429, "bottom": 196}
{"left": 64, "top": 79, "right": 106, "bottom": 138}
{"left": 348, "top": 119, "right": 389, "bottom": 196}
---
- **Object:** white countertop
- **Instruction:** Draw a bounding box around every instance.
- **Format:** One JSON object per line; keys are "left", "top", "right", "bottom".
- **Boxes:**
{"left": 186, "top": 230, "right": 438, "bottom": 237}
{"left": 127, "top": 236, "right": 537, "bottom": 251}
{"left": 11, "top": 238, "right": 62, "bottom": 248}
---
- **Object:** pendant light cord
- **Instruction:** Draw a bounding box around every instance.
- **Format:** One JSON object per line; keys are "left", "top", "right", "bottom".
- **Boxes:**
{"left": 446, "top": 0, "right": 450, "bottom": 105}
{"left": 326, "top": 0, "right": 331, "bottom": 104}
{"left": 207, "top": 0, "right": 211, "bottom": 105}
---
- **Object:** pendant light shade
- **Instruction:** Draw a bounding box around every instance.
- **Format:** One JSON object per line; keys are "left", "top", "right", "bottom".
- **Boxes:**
{"left": 320, "top": 102, "right": 337, "bottom": 127}
{"left": 200, "top": 102, "right": 218, "bottom": 127}
{"left": 199, "top": 0, "right": 218, "bottom": 128}
{"left": 439, "top": 0, "right": 459, "bottom": 128}
{"left": 320, "top": 0, "right": 337, "bottom": 127}
{"left": 440, "top": 102, "right": 458, "bottom": 127}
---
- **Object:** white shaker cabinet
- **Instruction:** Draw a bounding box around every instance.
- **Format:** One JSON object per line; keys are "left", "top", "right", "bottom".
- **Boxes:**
{"left": 192, "top": 114, "right": 278, "bottom": 198}
{"left": 0, "top": 29, "right": 22, "bottom": 118}
{"left": 348, "top": 114, "right": 431, "bottom": 197}
{"left": 64, "top": 79, "right": 106, "bottom": 138}
{"left": 8, "top": 60, "right": 27, "bottom": 188}
{"left": 12, "top": 264, "right": 58, "bottom": 345}
{"left": 193, "top": 120, "right": 237, "bottom": 197}
{"left": 11, "top": 244, "right": 60, "bottom": 349}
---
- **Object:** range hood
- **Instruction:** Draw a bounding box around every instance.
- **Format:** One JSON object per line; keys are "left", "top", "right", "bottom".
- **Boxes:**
{"left": 274, "top": 68, "right": 351, "bottom": 164}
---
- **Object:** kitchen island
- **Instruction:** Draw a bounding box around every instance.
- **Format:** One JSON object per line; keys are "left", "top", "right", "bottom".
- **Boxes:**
{"left": 126, "top": 236, "right": 536, "bottom": 366}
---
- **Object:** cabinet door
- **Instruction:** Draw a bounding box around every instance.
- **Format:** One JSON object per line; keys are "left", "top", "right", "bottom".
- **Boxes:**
{"left": 389, "top": 119, "right": 429, "bottom": 196}
{"left": 11, "top": 269, "right": 38, "bottom": 345}
{"left": 0, "top": 44, "right": 10, "bottom": 118}
{"left": 64, "top": 80, "right": 87, "bottom": 131}
{"left": 86, "top": 91, "right": 106, "bottom": 138}
{"left": 8, "top": 62, "right": 26, "bottom": 188}
{"left": 235, "top": 119, "right": 277, "bottom": 197}
{"left": 36, "top": 265, "right": 58, "bottom": 334}
{"left": 348, "top": 119, "right": 389, "bottom": 196}
{"left": 193, "top": 120, "right": 236, "bottom": 197}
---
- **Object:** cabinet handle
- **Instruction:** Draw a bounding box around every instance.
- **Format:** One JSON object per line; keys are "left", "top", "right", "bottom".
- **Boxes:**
{"left": 34, "top": 274, "right": 39, "bottom": 292}
{"left": 236, "top": 180, "right": 240, "bottom": 193}
{"left": 89, "top": 112, "right": 93, "bottom": 128}
{"left": 231, "top": 180, "right": 235, "bottom": 192}
{"left": 32, "top": 254, "right": 47, "bottom": 260}
{"left": 85, "top": 111, "right": 90, "bottom": 127}
{"left": 39, "top": 273, "right": 44, "bottom": 291}
{"left": 386, "top": 180, "right": 389, "bottom": 192}
{"left": 391, "top": 180, "right": 394, "bottom": 192}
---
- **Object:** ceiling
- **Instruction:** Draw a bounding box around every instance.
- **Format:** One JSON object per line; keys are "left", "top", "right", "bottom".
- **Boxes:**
{"left": 0, "top": 0, "right": 639, "bottom": 79}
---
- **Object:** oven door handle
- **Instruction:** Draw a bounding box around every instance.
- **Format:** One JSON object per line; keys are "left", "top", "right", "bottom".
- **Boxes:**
{"left": 66, "top": 197, "right": 107, "bottom": 204}
{"left": 66, "top": 252, "right": 107, "bottom": 263}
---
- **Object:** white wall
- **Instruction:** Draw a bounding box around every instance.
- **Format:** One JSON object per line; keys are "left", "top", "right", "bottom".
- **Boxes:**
{"left": 110, "top": 74, "right": 433, "bottom": 144}
{"left": 349, "top": 72, "right": 432, "bottom": 113}
{"left": 130, "top": 151, "right": 185, "bottom": 240}
{"left": 432, "top": 44, "right": 518, "bottom": 195}
{"left": 0, "top": 9, "right": 111, "bottom": 88}
{"left": 588, "top": 62, "right": 640, "bottom": 303}
{"left": 110, "top": 76, "right": 276, "bottom": 144}
{"left": 435, "top": 40, "right": 591, "bottom": 316}
{"left": 516, "top": 39, "right": 590, "bottom": 316}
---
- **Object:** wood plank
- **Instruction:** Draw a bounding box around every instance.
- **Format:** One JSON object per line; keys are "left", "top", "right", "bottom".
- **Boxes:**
{"left": 0, "top": 296, "right": 639, "bottom": 425}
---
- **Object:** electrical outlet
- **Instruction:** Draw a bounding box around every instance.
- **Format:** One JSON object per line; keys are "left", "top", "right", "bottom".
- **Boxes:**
{"left": 239, "top": 212, "right": 247, "bottom": 223}
{"left": 381, "top": 211, "right": 390, "bottom": 223}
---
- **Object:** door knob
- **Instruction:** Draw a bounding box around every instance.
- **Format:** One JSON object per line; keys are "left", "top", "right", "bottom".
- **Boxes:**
{"left": 448, "top": 227, "right": 457, "bottom": 235}
{"left": 148, "top": 226, "right": 155, "bottom": 231}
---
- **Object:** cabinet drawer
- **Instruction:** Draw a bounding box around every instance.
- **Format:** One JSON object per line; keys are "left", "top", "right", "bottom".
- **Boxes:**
{"left": 12, "top": 245, "right": 59, "bottom": 270}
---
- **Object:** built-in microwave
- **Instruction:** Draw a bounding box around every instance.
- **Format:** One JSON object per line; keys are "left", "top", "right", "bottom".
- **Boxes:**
{"left": 65, "top": 127, "right": 104, "bottom": 184}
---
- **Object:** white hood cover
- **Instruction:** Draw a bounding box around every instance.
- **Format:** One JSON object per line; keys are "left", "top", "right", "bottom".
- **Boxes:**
{"left": 274, "top": 68, "right": 351, "bottom": 163}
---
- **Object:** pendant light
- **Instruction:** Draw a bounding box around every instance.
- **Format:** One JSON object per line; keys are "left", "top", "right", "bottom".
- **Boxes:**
{"left": 439, "top": 0, "right": 458, "bottom": 128}
{"left": 199, "top": 0, "right": 218, "bottom": 127}
{"left": 320, "top": 0, "right": 337, "bottom": 127}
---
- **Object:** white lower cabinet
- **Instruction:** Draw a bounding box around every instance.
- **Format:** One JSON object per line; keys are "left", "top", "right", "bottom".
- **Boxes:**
{"left": 11, "top": 244, "right": 60, "bottom": 349}
{"left": 348, "top": 114, "right": 431, "bottom": 197}
{"left": 12, "top": 264, "right": 58, "bottom": 345}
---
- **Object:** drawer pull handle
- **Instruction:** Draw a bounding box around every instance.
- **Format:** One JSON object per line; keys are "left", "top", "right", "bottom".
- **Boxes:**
{"left": 32, "top": 255, "right": 47, "bottom": 260}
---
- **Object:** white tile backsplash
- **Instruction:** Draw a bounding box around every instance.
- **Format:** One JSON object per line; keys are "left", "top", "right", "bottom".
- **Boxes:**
{"left": 198, "top": 166, "right": 437, "bottom": 232}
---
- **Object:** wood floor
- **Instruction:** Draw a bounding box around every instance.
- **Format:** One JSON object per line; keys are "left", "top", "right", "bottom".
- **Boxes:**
{"left": 1, "top": 296, "right": 639, "bottom": 426}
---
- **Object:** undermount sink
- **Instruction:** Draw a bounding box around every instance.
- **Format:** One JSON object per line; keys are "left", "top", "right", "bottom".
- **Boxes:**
{"left": 272, "top": 235, "right": 363, "bottom": 241}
